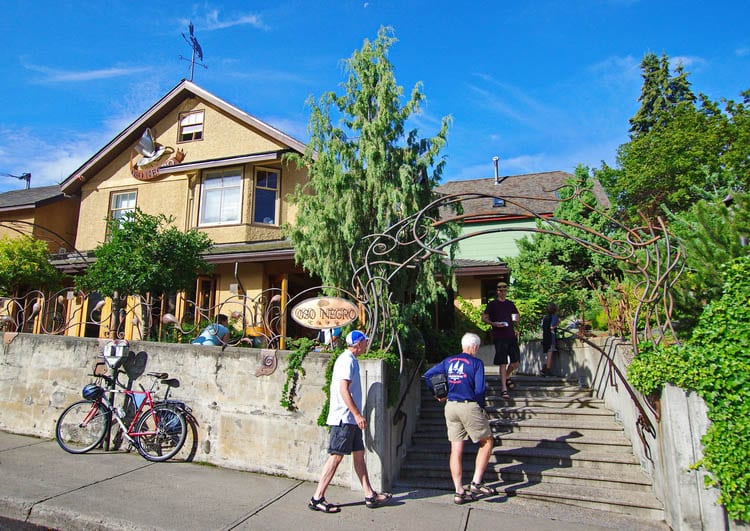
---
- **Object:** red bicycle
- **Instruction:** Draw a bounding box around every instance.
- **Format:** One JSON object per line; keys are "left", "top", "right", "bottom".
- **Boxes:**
{"left": 55, "top": 372, "right": 187, "bottom": 462}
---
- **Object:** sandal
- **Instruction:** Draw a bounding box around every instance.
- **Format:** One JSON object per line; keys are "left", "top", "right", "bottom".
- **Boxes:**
{"left": 470, "top": 481, "right": 498, "bottom": 496}
{"left": 506, "top": 378, "right": 516, "bottom": 390}
{"left": 453, "top": 491, "right": 476, "bottom": 505}
{"left": 308, "top": 496, "right": 340, "bottom": 513}
{"left": 365, "top": 491, "right": 393, "bottom": 509}
{"left": 501, "top": 390, "right": 511, "bottom": 400}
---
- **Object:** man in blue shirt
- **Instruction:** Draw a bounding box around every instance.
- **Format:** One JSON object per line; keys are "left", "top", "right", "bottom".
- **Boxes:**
{"left": 423, "top": 333, "right": 498, "bottom": 504}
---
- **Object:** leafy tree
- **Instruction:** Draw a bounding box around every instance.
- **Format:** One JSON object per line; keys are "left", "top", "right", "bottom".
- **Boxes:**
{"left": 597, "top": 53, "right": 749, "bottom": 223}
{"left": 504, "top": 167, "right": 622, "bottom": 334}
{"left": 0, "top": 235, "right": 62, "bottom": 296}
{"left": 284, "top": 27, "right": 454, "bottom": 340}
{"left": 78, "top": 209, "right": 213, "bottom": 298}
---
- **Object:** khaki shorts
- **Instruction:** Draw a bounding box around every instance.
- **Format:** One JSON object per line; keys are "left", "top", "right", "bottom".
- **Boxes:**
{"left": 444, "top": 401, "right": 492, "bottom": 443}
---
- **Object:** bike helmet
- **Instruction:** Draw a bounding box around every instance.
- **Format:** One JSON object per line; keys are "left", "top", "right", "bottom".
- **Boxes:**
{"left": 82, "top": 383, "right": 104, "bottom": 400}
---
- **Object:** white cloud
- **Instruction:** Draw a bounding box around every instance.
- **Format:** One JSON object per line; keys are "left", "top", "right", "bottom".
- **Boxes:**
{"left": 181, "top": 8, "right": 266, "bottom": 32}
{"left": 671, "top": 55, "right": 706, "bottom": 72}
{"left": 0, "top": 126, "right": 109, "bottom": 191}
{"left": 22, "top": 61, "right": 152, "bottom": 83}
{"left": 736, "top": 47, "right": 750, "bottom": 57}
{"left": 589, "top": 55, "right": 640, "bottom": 87}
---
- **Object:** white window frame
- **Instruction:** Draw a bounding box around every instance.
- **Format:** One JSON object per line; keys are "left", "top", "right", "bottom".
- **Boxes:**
{"left": 178, "top": 110, "right": 204, "bottom": 143}
{"left": 110, "top": 190, "right": 137, "bottom": 225}
{"left": 253, "top": 167, "right": 280, "bottom": 225}
{"left": 199, "top": 168, "right": 243, "bottom": 226}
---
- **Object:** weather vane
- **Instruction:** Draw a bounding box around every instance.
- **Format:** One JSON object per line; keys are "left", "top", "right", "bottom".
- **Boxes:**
{"left": 1, "top": 172, "right": 31, "bottom": 189}
{"left": 180, "top": 21, "right": 207, "bottom": 82}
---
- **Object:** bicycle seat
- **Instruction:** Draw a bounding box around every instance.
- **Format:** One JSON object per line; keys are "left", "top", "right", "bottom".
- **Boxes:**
{"left": 147, "top": 372, "right": 169, "bottom": 379}
{"left": 162, "top": 378, "right": 180, "bottom": 388}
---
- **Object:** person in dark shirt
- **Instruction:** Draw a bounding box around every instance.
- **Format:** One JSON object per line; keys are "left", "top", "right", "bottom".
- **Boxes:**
{"left": 541, "top": 302, "right": 559, "bottom": 376}
{"left": 423, "top": 333, "right": 498, "bottom": 504}
{"left": 481, "top": 281, "right": 520, "bottom": 399}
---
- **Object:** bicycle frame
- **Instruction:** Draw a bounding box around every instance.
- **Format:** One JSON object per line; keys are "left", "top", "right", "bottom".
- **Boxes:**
{"left": 97, "top": 387, "right": 161, "bottom": 444}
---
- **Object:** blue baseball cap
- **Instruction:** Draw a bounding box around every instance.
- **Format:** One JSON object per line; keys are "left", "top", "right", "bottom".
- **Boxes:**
{"left": 345, "top": 330, "right": 368, "bottom": 346}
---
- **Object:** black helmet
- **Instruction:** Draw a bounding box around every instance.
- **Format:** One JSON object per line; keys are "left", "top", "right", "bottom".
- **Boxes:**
{"left": 82, "top": 384, "right": 103, "bottom": 400}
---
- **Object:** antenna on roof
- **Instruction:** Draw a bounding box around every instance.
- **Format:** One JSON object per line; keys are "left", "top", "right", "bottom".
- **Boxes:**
{"left": 180, "top": 21, "right": 207, "bottom": 82}
{"left": 1, "top": 172, "right": 31, "bottom": 189}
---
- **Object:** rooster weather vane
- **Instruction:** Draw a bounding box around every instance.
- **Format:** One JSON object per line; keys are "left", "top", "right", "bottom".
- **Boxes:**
{"left": 181, "top": 21, "right": 207, "bottom": 82}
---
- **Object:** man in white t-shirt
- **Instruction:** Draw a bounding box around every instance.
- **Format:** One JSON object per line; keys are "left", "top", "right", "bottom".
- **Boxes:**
{"left": 308, "top": 330, "right": 393, "bottom": 513}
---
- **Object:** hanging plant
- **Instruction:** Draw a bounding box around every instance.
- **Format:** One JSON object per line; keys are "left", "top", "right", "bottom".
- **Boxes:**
{"left": 280, "top": 337, "right": 316, "bottom": 411}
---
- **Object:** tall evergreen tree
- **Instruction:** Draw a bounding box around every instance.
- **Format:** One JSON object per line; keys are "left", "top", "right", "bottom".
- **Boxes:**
{"left": 598, "top": 53, "right": 748, "bottom": 222}
{"left": 629, "top": 53, "right": 695, "bottom": 138}
{"left": 285, "top": 27, "right": 453, "bottom": 338}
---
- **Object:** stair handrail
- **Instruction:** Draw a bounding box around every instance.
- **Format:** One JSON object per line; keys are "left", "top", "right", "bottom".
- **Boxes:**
{"left": 393, "top": 359, "right": 424, "bottom": 454}
{"left": 560, "top": 329, "right": 657, "bottom": 461}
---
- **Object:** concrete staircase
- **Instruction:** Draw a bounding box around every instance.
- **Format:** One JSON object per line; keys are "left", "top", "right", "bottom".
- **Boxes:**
{"left": 397, "top": 373, "right": 665, "bottom": 521}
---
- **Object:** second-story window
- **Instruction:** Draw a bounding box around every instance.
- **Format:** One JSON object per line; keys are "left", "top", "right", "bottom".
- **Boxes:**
{"left": 110, "top": 191, "right": 137, "bottom": 225}
{"left": 253, "top": 168, "right": 279, "bottom": 225}
{"left": 178, "top": 110, "right": 204, "bottom": 142}
{"left": 199, "top": 168, "right": 242, "bottom": 226}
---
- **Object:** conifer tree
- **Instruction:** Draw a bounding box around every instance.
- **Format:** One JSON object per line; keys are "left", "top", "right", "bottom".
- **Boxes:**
{"left": 285, "top": 27, "right": 453, "bottom": 335}
{"left": 629, "top": 53, "right": 695, "bottom": 138}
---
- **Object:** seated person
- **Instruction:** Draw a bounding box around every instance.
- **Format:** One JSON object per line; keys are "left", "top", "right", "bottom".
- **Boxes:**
{"left": 191, "top": 314, "right": 230, "bottom": 346}
{"left": 315, "top": 327, "right": 342, "bottom": 350}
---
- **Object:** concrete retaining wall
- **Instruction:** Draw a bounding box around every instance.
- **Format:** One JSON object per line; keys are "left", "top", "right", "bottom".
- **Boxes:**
{"left": 0, "top": 333, "right": 420, "bottom": 493}
{"left": 564, "top": 337, "right": 731, "bottom": 531}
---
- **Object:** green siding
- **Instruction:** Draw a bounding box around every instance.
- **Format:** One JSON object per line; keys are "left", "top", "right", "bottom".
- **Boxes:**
{"left": 455, "top": 219, "right": 537, "bottom": 260}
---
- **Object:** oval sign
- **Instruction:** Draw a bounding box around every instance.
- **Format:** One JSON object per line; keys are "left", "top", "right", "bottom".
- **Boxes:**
{"left": 290, "top": 296, "right": 359, "bottom": 330}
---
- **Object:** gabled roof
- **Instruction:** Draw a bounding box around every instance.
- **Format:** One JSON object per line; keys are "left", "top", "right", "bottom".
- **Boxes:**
{"left": 60, "top": 79, "right": 307, "bottom": 195}
{"left": 0, "top": 185, "right": 67, "bottom": 212}
{"left": 436, "top": 171, "right": 610, "bottom": 220}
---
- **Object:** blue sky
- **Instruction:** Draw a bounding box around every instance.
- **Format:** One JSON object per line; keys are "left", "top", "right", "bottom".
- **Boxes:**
{"left": 0, "top": 0, "right": 747, "bottom": 193}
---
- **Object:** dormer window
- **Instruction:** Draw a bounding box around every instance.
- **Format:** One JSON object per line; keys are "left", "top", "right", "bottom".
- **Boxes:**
{"left": 178, "top": 110, "right": 204, "bottom": 142}
{"left": 493, "top": 198, "right": 506, "bottom": 207}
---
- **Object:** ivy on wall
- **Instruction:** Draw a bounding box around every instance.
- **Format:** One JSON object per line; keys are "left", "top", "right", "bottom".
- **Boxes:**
{"left": 628, "top": 255, "right": 750, "bottom": 522}
{"left": 280, "top": 337, "right": 316, "bottom": 411}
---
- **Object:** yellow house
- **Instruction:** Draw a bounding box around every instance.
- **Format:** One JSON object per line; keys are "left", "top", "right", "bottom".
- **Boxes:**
{"left": 0, "top": 185, "right": 79, "bottom": 254}
{"left": 56, "top": 80, "right": 317, "bottom": 341}
{"left": 0, "top": 186, "right": 80, "bottom": 334}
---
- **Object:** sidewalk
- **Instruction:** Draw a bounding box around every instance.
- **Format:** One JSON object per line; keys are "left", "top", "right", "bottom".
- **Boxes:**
{"left": 0, "top": 431, "right": 663, "bottom": 530}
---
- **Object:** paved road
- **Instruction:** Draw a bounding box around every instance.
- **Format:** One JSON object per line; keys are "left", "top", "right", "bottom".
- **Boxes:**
{"left": 0, "top": 431, "right": 665, "bottom": 530}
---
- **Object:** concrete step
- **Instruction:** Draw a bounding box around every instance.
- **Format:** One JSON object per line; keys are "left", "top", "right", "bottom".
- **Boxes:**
{"left": 504, "top": 481, "right": 665, "bottom": 520}
{"left": 420, "top": 405, "right": 616, "bottom": 422}
{"left": 422, "top": 386, "right": 596, "bottom": 400}
{"left": 496, "top": 462, "right": 655, "bottom": 493}
{"left": 399, "top": 461, "right": 655, "bottom": 493}
{"left": 413, "top": 427, "right": 633, "bottom": 453}
{"left": 397, "top": 470, "right": 662, "bottom": 519}
{"left": 416, "top": 415, "right": 625, "bottom": 433}
{"left": 404, "top": 376, "right": 664, "bottom": 521}
{"left": 405, "top": 443, "right": 642, "bottom": 470}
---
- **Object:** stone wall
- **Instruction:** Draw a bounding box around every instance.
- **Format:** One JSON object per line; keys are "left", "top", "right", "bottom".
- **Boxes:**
{"left": 0, "top": 333, "right": 420, "bottom": 493}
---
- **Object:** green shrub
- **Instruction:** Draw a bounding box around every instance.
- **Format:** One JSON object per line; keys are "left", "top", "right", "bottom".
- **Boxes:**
{"left": 627, "top": 255, "right": 750, "bottom": 521}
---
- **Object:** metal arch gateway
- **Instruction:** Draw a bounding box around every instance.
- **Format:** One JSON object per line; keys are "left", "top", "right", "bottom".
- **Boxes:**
{"left": 343, "top": 177, "right": 685, "bottom": 460}
{"left": 352, "top": 177, "right": 686, "bottom": 362}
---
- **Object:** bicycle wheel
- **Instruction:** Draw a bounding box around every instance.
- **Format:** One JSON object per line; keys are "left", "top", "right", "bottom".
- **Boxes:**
{"left": 134, "top": 404, "right": 187, "bottom": 462}
{"left": 55, "top": 399, "right": 110, "bottom": 454}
